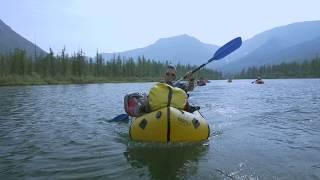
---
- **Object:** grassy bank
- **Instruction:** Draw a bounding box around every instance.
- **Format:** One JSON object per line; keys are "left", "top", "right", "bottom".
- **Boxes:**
{"left": 0, "top": 74, "right": 161, "bottom": 86}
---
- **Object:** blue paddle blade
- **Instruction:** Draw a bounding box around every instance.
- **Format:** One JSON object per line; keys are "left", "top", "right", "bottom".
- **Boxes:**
{"left": 210, "top": 37, "right": 242, "bottom": 62}
{"left": 109, "top": 114, "right": 129, "bottom": 123}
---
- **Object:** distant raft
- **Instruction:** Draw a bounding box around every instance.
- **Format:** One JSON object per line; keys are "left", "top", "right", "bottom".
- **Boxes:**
{"left": 255, "top": 80, "right": 264, "bottom": 84}
{"left": 197, "top": 80, "right": 206, "bottom": 86}
{"left": 129, "top": 107, "right": 210, "bottom": 143}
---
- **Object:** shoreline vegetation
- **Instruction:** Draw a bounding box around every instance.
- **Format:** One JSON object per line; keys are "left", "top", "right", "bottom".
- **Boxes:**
{"left": 0, "top": 75, "right": 162, "bottom": 86}
{"left": 1, "top": 48, "right": 319, "bottom": 86}
{"left": 235, "top": 57, "right": 320, "bottom": 79}
{"left": 0, "top": 48, "right": 222, "bottom": 86}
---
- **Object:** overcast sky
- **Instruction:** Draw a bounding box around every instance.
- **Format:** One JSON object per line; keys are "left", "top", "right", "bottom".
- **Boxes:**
{"left": 1, "top": 0, "right": 320, "bottom": 56}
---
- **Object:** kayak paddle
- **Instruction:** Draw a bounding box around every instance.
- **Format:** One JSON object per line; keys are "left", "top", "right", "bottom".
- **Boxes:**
{"left": 112, "top": 37, "right": 242, "bottom": 122}
{"left": 175, "top": 37, "right": 242, "bottom": 84}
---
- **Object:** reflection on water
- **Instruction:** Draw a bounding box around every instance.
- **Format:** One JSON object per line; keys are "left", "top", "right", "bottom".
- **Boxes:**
{"left": 124, "top": 142, "right": 209, "bottom": 180}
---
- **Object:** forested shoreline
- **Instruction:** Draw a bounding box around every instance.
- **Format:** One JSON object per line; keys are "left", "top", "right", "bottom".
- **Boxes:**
{"left": 235, "top": 58, "right": 320, "bottom": 79}
{"left": 1, "top": 48, "right": 319, "bottom": 86}
{"left": 0, "top": 48, "right": 222, "bottom": 85}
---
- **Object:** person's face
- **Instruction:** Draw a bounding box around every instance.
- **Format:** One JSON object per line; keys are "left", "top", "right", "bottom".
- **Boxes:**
{"left": 164, "top": 68, "right": 176, "bottom": 83}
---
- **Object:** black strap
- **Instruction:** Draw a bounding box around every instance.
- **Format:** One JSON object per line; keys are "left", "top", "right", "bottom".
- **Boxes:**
{"left": 167, "top": 86, "right": 173, "bottom": 107}
{"left": 166, "top": 86, "right": 173, "bottom": 142}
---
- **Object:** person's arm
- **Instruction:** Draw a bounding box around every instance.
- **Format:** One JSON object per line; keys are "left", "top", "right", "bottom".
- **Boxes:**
{"left": 185, "top": 71, "right": 194, "bottom": 92}
{"left": 187, "top": 80, "right": 195, "bottom": 92}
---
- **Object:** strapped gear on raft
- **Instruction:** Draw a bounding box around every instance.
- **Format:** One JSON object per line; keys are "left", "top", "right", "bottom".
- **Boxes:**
{"left": 124, "top": 92, "right": 149, "bottom": 117}
{"left": 148, "top": 82, "right": 188, "bottom": 111}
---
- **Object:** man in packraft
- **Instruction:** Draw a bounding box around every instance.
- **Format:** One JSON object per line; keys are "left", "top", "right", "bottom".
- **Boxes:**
{"left": 161, "top": 64, "right": 199, "bottom": 112}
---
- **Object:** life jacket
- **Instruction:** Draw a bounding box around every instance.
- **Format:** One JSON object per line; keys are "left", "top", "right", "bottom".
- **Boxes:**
{"left": 148, "top": 82, "right": 188, "bottom": 111}
{"left": 124, "top": 92, "right": 149, "bottom": 117}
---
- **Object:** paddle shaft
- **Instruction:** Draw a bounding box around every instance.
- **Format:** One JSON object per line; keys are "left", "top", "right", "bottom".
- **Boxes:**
{"left": 177, "top": 58, "right": 214, "bottom": 82}
{"left": 175, "top": 37, "right": 242, "bottom": 84}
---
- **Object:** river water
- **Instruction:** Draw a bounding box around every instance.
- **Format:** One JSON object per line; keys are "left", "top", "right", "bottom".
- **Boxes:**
{"left": 0, "top": 79, "right": 319, "bottom": 179}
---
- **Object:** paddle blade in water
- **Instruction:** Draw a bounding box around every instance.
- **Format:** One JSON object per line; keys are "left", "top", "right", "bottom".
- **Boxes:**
{"left": 109, "top": 114, "right": 129, "bottom": 123}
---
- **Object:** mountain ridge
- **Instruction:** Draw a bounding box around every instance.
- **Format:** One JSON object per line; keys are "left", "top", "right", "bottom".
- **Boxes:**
{"left": 0, "top": 19, "right": 46, "bottom": 57}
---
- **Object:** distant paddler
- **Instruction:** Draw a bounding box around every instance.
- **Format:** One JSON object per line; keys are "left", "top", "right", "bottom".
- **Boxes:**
{"left": 252, "top": 76, "right": 264, "bottom": 84}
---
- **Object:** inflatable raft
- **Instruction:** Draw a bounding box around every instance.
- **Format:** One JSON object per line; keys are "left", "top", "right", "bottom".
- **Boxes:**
{"left": 255, "top": 80, "right": 264, "bottom": 84}
{"left": 129, "top": 107, "right": 210, "bottom": 143}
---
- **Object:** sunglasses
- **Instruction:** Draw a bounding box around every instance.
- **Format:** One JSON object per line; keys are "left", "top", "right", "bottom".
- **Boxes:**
{"left": 166, "top": 72, "right": 176, "bottom": 77}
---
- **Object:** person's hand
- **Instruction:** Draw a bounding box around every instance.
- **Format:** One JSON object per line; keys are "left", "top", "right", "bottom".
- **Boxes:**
{"left": 185, "top": 71, "right": 193, "bottom": 80}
